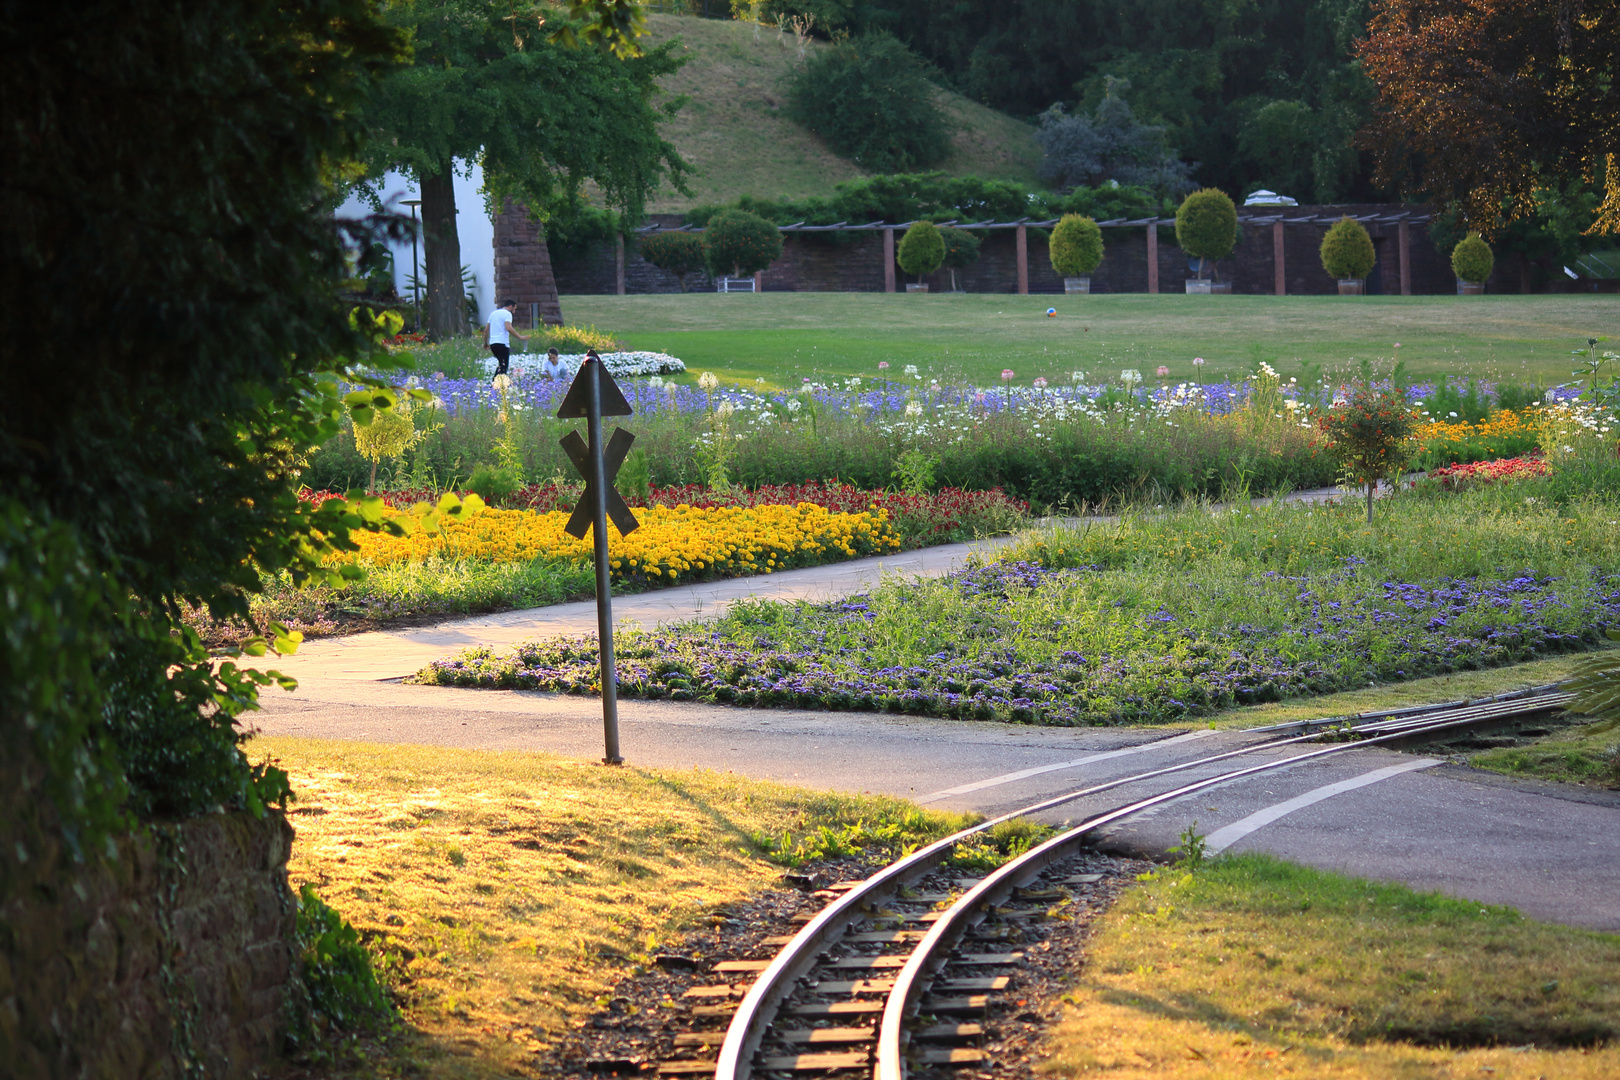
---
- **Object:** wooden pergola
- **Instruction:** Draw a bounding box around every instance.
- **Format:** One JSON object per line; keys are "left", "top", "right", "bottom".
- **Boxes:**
{"left": 622, "top": 210, "right": 1433, "bottom": 296}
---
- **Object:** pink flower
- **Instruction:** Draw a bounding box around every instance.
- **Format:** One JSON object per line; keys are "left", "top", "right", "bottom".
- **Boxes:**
{"left": 1034, "top": 377, "right": 1048, "bottom": 389}
{"left": 1156, "top": 365, "right": 1170, "bottom": 377}
{"left": 878, "top": 361, "right": 890, "bottom": 370}
{"left": 1001, "top": 369, "right": 1015, "bottom": 381}
{"left": 1192, "top": 357, "right": 1206, "bottom": 366}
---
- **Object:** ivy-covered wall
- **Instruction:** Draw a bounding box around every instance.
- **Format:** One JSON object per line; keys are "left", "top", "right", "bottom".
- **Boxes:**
{"left": 0, "top": 750, "right": 298, "bottom": 1080}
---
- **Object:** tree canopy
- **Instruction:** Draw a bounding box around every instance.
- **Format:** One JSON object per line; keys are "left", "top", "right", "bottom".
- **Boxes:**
{"left": 1358, "top": 0, "right": 1620, "bottom": 234}
{"left": 360, "top": 0, "right": 690, "bottom": 336}
{"left": 785, "top": 32, "right": 952, "bottom": 173}
{"left": 1035, "top": 78, "right": 1194, "bottom": 196}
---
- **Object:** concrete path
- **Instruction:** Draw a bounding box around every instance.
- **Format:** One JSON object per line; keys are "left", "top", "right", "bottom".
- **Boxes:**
{"left": 254, "top": 486, "right": 1620, "bottom": 931}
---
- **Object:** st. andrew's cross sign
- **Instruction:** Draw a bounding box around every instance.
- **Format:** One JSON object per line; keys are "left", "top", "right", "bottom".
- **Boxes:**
{"left": 556, "top": 357, "right": 638, "bottom": 764}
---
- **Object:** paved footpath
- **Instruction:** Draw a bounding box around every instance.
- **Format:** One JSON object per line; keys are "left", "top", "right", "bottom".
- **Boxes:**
{"left": 255, "top": 504, "right": 1620, "bottom": 932}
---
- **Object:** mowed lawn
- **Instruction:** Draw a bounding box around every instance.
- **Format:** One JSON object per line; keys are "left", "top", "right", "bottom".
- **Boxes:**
{"left": 561, "top": 293, "right": 1620, "bottom": 389}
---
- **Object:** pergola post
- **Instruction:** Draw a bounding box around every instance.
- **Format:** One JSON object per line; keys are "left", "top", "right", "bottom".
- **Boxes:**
{"left": 753, "top": 270, "right": 763, "bottom": 293}
{"left": 1398, "top": 222, "right": 1412, "bottom": 296}
{"left": 883, "top": 228, "right": 895, "bottom": 293}
{"left": 1016, "top": 224, "right": 1028, "bottom": 295}
{"left": 614, "top": 233, "right": 625, "bottom": 296}
{"left": 1147, "top": 222, "right": 1159, "bottom": 294}
{"left": 1273, "top": 220, "right": 1286, "bottom": 296}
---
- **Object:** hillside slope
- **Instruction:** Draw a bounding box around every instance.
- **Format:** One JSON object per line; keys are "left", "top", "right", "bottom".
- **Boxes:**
{"left": 643, "top": 14, "right": 1041, "bottom": 212}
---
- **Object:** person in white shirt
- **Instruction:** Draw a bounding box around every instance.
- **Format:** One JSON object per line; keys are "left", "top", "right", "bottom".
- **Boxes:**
{"left": 483, "top": 299, "right": 529, "bottom": 379}
{"left": 539, "top": 348, "right": 571, "bottom": 381}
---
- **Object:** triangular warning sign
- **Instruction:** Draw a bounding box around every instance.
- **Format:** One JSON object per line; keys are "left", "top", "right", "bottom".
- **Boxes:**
{"left": 556, "top": 359, "right": 633, "bottom": 419}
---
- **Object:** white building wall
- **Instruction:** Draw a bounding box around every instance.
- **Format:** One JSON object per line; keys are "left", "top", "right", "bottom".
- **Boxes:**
{"left": 335, "top": 160, "right": 496, "bottom": 330}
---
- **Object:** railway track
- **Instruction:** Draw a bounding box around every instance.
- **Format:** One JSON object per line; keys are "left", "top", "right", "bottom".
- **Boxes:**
{"left": 643, "top": 685, "right": 1572, "bottom": 1079}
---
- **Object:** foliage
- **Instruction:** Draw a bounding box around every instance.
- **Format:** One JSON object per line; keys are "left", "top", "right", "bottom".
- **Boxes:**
{"left": 295, "top": 885, "right": 394, "bottom": 1033}
{"left": 419, "top": 490, "right": 1620, "bottom": 725}
{"left": 1320, "top": 215, "right": 1376, "bottom": 279}
{"left": 703, "top": 209, "right": 784, "bottom": 277}
{"left": 1316, "top": 381, "right": 1419, "bottom": 521}
{"left": 1049, "top": 214, "right": 1105, "bottom": 277}
{"left": 358, "top": 0, "right": 690, "bottom": 335}
{"left": 466, "top": 463, "right": 525, "bottom": 504}
{"left": 1175, "top": 188, "right": 1238, "bottom": 275}
{"left": 639, "top": 231, "right": 709, "bottom": 290}
{"left": 1452, "top": 233, "right": 1495, "bottom": 284}
{"left": 828, "top": 0, "right": 1380, "bottom": 202}
{"left": 937, "top": 227, "right": 981, "bottom": 291}
{"left": 0, "top": 0, "right": 420, "bottom": 845}
{"left": 896, "top": 220, "right": 946, "bottom": 281}
{"left": 1358, "top": 0, "right": 1620, "bottom": 235}
{"left": 1428, "top": 182, "right": 1613, "bottom": 291}
{"left": 786, "top": 32, "right": 952, "bottom": 172}
{"left": 685, "top": 173, "right": 1164, "bottom": 230}
{"left": 1035, "top": 78, "right": 1194, "bottom": 196}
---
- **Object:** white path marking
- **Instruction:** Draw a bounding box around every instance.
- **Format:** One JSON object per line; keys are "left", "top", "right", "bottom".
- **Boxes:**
{"left": 916, "top": 730, "right": 1219, "bottom": 804}
{"left": 1203, "top": 757, "right": 1443, "bottom": 854}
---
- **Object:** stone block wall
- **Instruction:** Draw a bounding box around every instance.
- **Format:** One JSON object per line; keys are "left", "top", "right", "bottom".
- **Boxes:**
{"left": 492, "top": 199, "right": 564, "bottom": 327}
{"left": 0, "top": 758, "right": 299, "bottom": 1080}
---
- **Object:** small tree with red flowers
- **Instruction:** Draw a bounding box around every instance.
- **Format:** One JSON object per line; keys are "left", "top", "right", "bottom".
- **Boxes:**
{"left": 1317, "top": 382, "right": 1419, "bottom": 523}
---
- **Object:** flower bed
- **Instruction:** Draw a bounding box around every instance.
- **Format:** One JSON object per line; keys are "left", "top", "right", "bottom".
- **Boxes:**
{"left": 339, "top": 501, "right": 900, "bottom": 586}
{"left": 1412, "top": 409, "right": 1542, "bottom": 469}
{"left": 480, "top": 350, "right": 686, "bottom": 378}
{"left": 1426, "top": 456, "right": 1551, "bottom": 490}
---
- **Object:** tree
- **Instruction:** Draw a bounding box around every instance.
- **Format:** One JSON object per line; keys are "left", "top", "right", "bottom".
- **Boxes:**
{"left": 1357, "top": 0, "right": 1620, "bottom": 235}
{"left": 1049, "top": 214, "right": 1105, "bottom": 278}
{"left": 1316, "top": 382, "right": 1419, "bottom": 523}
{"left": 360, "top": 1, "right": 689, "bottom": 338}
{"left": 939, "top": 227, "right": 982, "bottom": 291}
{"left": 640, "top": 231, "right": 709, "bottom": 291}
{"left": 1175, "top": 189, "right": 1238, "bottom": 280}
{"left": 1237, "top": 100, "right": 1318, "bottom": 201}
{"left": 704, "top": 210, "right": 783, "bottom": 278}
{"left": 1451, "top": 234, "right": 1495, "bottom": 285}
{"left": 1320, "top": 216, "right": 1376, "bottom": 280}
{"left": 896, "top": 220, "right": 946, "bottom": 283}
{"left": 786, "top": 32, "right": 952, "bottom": 172}
{"left": 1035, "top": 78, "right": 1194, "bottom": 196}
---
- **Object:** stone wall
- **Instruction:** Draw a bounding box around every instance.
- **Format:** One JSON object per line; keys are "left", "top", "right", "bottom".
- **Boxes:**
{"left": 544, "top": 204, "right": 1505, "bottom": 297}
{"left": 492, "top": 199, "right": 564, "bottom": 327}
{"left": 1, "top": 757, "right": 299, "bottom": 1080}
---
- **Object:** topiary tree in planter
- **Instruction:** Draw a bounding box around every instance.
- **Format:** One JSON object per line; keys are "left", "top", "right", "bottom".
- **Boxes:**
{"left": 896, "top": 220, "right": 945, "bottom": 290}
{"left": 938, "top": 227, "right": 982, "bottom": 292}
{"left": 1452, "top": 233, "right": 1494, "bottom": 292}
{"left": 640, "top": 231, "right": 708, "bottom": 292}
{"left": 1175, "top": 188, "right": 1237, "bottom": 282}
{"left": 1049, "top": 214, "right": 1104, "bottom": 291}
{"left": 703, "top": 209, "right": 783, "bottom": 282}
{"left": 1320, "top": 216, "right": 1376, "bottom": 292}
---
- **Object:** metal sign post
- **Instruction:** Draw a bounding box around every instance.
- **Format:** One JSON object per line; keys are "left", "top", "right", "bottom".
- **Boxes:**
{"left": 557, "top": 357, "right": 638, "bottom": 764}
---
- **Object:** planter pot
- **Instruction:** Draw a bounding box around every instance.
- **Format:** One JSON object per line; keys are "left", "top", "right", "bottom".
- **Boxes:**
{"left": 1064, "top": 276, "right": 1091, "bottom": 295}
{"left": 1185, "top": 279, "right": 1212, "bottom": 294}
{"left": 1458, "top": 280, "right": 1486, "bottom": 295}
{"left": 905, "top": 283, "right": 929, "bottom": 293}
{"left": 1209, "top": 282, "right": 1233, "bottom": 295}
{"left": 1337, "top": 279, "right": 1365, "bottom": 295}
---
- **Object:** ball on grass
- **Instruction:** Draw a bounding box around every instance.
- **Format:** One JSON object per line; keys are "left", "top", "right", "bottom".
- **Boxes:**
{"left": 1046, "top": 308, "right": 1057, "bottom": 317}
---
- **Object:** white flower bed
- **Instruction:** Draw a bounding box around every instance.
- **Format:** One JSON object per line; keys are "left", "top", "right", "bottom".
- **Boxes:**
{"left": 481, "top": 350, "right": 685, "bottom": 378}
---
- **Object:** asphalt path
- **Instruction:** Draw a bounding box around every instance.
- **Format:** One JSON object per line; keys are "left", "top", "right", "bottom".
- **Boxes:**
{"left": 254, "top": 502, "right": 1620, "bottom": 931}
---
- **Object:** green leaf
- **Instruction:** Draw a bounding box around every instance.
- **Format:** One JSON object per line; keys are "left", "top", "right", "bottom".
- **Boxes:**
{"left": 338, "top": 562, "right": 366, "bottom": 581}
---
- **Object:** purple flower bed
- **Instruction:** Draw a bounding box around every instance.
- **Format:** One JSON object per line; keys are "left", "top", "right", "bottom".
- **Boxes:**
{"left": 412, "top": 561, "right": 1620, "bottom": 726}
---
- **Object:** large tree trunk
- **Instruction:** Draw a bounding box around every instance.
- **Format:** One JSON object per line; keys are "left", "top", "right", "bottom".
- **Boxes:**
{"left": 420, "top": 169, "right": 466, "bottom": 339}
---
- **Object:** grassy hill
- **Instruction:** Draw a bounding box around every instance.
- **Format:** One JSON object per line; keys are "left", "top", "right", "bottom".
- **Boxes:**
{"left": 642, "top": 14, "right": 1042, "bottom": 212}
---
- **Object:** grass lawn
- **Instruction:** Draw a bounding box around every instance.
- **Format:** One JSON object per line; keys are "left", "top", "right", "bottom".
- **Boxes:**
{"left": 1470, "top": 715, "right": 1620, "bottom": 789}
{"left": 1040, "top": 855, "right": 1620, "bottom": 1079}
{"left": 558, "top": 293, "right": 1620, "bottom": 390}
{"left": 262, "top": 737, "right": 973, "bottom": 1079}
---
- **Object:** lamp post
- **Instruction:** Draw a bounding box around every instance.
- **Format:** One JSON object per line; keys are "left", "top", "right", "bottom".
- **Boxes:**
{"left": 401, "top": 198, "right": 422, "bottom": 333}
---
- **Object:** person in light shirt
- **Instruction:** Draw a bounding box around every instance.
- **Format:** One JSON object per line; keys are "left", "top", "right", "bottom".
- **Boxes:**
{"left": 483, "top": 299, "right": 529, "bottom": 379}
{"left": 539, "top": 348, "right": 571, "bottom": 381}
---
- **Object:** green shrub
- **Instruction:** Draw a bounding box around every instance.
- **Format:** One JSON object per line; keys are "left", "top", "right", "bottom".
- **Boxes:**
{"left": 786, "top": 32, "right": 951, "bottom": 173}
{"left": 1320, "top": 216, "right": 1376, "bottom": 280}
{"left": 1316, "top": 382, "right": 1419, "bottom": 523}
{"left": 542, "top": 323, "right": 623, "bottom": 353}
{"left": 702, "top": 209, "right": 783, "bottom": 278}
{"left": 938, "top": 227, "right": 982, "bottom": 291}
{"left": 896, "top": 220, "right": 946, "bottom": 282}
{"left": 467, "top": 463, "right": 524, "bottom": 505}
{"left": 295, "top": 885, "right": 393, "bottom": 1033}
{"left": 638, "top": 231, "right": 708, "bottom": 291}
{"left": 1452, "top": 233, "right": 1495, "bottom": 284}
{"left": 1049, "top": 214, "right": 1104, "bottom": 277}
{"left": 1175, "top": 188, "right": 1237, "bottom": 278}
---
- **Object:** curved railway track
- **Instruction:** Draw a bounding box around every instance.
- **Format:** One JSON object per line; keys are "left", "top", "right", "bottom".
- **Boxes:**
{"left": 645, "top": 685, "right": 1571, "bottom": 1079}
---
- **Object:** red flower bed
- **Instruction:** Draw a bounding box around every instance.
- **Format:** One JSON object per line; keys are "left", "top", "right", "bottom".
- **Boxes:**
{"left": 1426, "top": 455, "right": 1550, "bottom": 490}
{"left": 298, "top": 483, "right": 1029, "bottom": 547}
